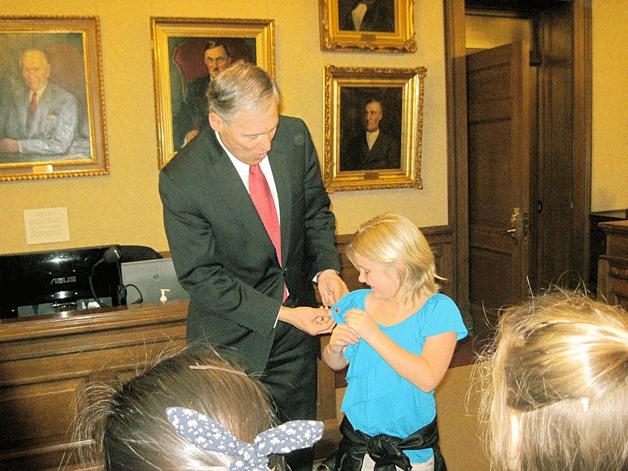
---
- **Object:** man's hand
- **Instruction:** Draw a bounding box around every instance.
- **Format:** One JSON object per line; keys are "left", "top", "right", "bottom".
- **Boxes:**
{"left": 182, "top": 129, "right": 199, "bottom": 146}
{"left": 317, "top": 269, "right": 349, "bottom": 307}
{"left": 278, "top": 305, "right": 335, "bottom": 336}
{"left": 0, "top": 138, "right": 19, "bottom": 153}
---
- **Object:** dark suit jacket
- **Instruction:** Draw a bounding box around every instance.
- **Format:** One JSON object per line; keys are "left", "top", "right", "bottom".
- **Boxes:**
{"left": 341, "top": 131, "right": 400, "bottom": 171}
{"left": 342, "top": 0, "right": 395, "bottom": 33}
{"left": 172, "top": 75, "right": 210, "bottom": 151}
{"left": 159, "top": 116, "right": 341, "bottom": 374}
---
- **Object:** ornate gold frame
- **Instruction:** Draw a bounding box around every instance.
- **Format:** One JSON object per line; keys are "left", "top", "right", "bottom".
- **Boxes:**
{"left": 319, "top": 0, "right": 416, "bottom": 52}
{"left": 0, "top": 16, "right": 108, "bottom": 181}
{"left": 151, "top": 17, "right": 275, "bottom": 168}
{"left": 323, "top": 64, "right": 426, "bottom": 192}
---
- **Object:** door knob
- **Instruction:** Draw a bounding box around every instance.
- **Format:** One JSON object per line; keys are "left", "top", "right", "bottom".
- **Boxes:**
{"left": 507, "top": 207, "right": 522, "bottom": 242}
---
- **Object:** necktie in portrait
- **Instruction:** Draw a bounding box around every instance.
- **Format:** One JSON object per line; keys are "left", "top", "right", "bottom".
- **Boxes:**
{"left": 27, "top": 91, "right": 39, "bottom": 129}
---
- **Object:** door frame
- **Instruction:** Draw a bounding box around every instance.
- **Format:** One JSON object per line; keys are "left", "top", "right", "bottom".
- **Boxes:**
{"left": 444, "top": 0, "right": 470, "bottom": 315}
{"left": 443, "top": 0, "right": 592, "bottom": 326}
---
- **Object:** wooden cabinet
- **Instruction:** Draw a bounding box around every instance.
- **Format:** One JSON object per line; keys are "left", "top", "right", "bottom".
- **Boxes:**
{"left": 589, "top": 210, "right": 627, "bottom": 293}
{"left": 0, "top": 300, "right": 189, "bottom": 470}
{"left": 597, "top": 220, "right": 628, "bottom": 309}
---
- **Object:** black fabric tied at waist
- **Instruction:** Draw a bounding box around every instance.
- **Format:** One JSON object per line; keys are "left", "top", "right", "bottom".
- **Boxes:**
{"left": 333, "top": 415, "right": 447, "bottom": 471}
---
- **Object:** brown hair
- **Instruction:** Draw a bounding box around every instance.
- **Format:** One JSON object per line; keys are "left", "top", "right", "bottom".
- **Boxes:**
{"left": 204, "top": 40, "right": 231, "bottom": 57}
{"left": 477, "top": 290, "right": 628, "bottom": 470}
{"left": 74, "top": 347, "right": 277, "bottom": 470}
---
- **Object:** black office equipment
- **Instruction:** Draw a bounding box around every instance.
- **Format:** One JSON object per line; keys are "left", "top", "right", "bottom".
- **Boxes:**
{"left": 0, "top": 245, "right": 124, "bottom": 318}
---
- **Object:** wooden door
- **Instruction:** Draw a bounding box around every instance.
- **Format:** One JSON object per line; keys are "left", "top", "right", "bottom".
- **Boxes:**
{"left": 467, "top": 41, "right": 532, "bottom": 338}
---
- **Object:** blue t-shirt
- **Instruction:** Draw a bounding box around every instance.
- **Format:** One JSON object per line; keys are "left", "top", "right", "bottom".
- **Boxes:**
{"left": 331, "top": 289, "right": 468, "bottom": 464}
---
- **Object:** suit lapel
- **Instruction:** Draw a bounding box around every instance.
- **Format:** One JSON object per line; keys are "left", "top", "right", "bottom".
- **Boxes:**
{"left": 269, "top": 139, "right": 292, "bottom": 267}
{"left": 17, "top": 90, "right": 30, "bottom": 134}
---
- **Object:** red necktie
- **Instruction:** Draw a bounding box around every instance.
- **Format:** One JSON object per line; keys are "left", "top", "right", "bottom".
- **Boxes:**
{"left": 27, "top": 91, "right": 38, "bottom": 128}
{"left": 249, "top": 164, "right": 288, "bottom": 301}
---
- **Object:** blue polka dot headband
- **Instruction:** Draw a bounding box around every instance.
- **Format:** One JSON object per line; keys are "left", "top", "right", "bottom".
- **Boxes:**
{"left": 166, "top": 407, "right": 324, "bottom": 470}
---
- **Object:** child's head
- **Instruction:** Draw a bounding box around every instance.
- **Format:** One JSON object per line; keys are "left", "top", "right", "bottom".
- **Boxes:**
{"left": 479, "top": 291, "right": 628, "bottom": 471}
{"left": 347, "top": 212, "right": 442, "bottom": 301}
{"left": 76, "top": 347, "right": 278, "bottom": 470}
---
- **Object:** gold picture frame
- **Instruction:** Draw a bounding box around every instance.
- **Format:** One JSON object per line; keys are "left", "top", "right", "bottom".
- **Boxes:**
{"left": 0, "top": 16, "right": 108, "bottom": 181}
{"left": 323, "top": 64, "right": 426, "bottom": 192}
{"left": 319, "top": 0, "right": 416, "bottom": 52}
{"left": 151, "top": 17, "right": 275, "bottom": 168}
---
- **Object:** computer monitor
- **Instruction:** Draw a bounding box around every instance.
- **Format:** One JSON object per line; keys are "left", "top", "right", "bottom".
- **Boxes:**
{"left": 0, "top": 245, "right": 124, "bottom": 319}
{"left": 121, "top": 258, "right": 189, "bottom": 304}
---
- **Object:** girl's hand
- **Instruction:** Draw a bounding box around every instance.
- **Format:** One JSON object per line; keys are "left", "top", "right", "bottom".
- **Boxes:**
{"left": 328, "top": 323, "right": 360, "bottom": 354}
{"left": 345, "top": 308, "right": 379, "bottom": 342}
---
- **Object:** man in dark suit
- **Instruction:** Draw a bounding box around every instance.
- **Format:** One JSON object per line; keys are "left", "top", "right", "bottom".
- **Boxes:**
{"left": 172, "top": 40, "right": 232, "bottom": 150}
{"left": 341, "top": 97, "right": 400, "bottom": 171}
{"left": 159, "top": 63, "right": 348, "bottom": 471}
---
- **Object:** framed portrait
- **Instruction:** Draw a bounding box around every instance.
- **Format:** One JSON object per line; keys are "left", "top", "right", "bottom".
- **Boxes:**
{"left": 323, "top": 64, "right": 426, "bottom": 192}
{"left": 151, "top": 17, "right": 275, "bottom": 168}
{"left": 0, "top": 16, "right": 108, "bottom": 181}
{"left": 319, "top": 0, "right": 416, "bottom": 52}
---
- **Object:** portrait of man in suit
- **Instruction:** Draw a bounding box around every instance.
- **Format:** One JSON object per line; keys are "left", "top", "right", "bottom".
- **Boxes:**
{"left": 0, "top": 48, "right": 86, "bottom": 161}
{"left": 171, "top": 40, "right": 232, "bottom": 150}
{"left": 340, "top": 91, "right": 402, "bottom": 172}
{"left": 339, "top": 0, "right": 396, "bottom": 33}
{"left": 169, "top": 37, "right": 255, "bottom": 151}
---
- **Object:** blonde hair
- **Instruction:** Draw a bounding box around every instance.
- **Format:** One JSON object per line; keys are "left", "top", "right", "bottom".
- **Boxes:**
{"left": 207, "top": 62, "right": 280, "bottom": 123}
{"left": 347, "top": 213, "right": 443, "bottom": 302}
{"left": 478, "top": 290, "right": 628, "bottom": 470}
{"left": 74, "top": 347, "right": 278, "bottom": 470}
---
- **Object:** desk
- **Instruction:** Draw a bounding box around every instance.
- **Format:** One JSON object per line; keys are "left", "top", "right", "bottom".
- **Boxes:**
{"left": 0, "top": 300, "right": 188, "bottom": 470}
{"left": 0, "top": 300, "right": 343, "bottom": 470}
{"left": 589, "top": 209, "right": 627, "bottom": 293}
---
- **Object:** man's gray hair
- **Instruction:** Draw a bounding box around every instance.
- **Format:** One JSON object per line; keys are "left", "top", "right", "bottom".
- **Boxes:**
{"left": 207, "top": 62, "right": 280, "bottom": 123}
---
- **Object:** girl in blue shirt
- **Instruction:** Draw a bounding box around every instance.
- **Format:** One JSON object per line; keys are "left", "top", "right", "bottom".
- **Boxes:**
{"left": 323, "top": 213, "right": 467, "bottom": 471}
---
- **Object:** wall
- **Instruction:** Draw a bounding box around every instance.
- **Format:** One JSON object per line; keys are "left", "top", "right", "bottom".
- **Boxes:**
{"left": 466, "top": 3, "right": 627, "bottom": 214}
{"left": 465, "top": 14, "right": 534, "bottom": 50}
{"left": 0, "top": 0, "right": 450, "bottom": 255}
{"left": 591, "top": 0, "right": 627, "bottom": 212}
